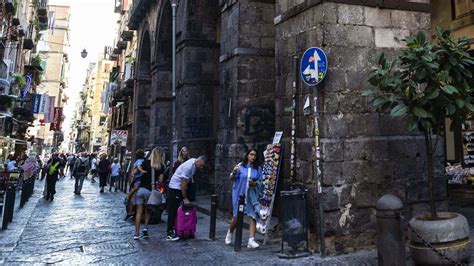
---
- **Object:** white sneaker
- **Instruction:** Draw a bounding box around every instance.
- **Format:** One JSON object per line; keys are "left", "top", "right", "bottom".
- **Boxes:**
{"left": 247, "top": 238, "right": 259, "bottom": 249}
{"left": 225, "top": 230, "right": 232, "bottom": 245}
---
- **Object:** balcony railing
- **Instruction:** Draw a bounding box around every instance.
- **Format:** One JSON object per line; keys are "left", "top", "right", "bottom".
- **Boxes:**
{"left": 37, "top": 0, "right": 48, "bottom": 15}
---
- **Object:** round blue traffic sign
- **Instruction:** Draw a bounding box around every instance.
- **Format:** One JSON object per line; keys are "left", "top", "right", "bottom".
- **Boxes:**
{"left": 300, "top": 47, "right": 328, "bottom": 86}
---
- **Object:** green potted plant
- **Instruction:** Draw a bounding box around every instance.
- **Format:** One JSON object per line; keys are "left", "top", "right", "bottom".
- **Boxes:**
{"left": 364, "top": 27, "right": 472, "bottom": 264}
{"left": 11, "top": 73, "right": 26, "bottom": 96}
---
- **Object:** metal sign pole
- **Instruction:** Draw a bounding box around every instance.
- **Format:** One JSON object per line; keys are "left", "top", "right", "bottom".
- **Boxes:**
{"left": 291, "top": 56, "right": 298, "bottom": 182}
{"left": 312, "top": 85, "right": 325, "bottom": 258}
{"left": 301, "top": 47, "right": 328, "bottom": 258}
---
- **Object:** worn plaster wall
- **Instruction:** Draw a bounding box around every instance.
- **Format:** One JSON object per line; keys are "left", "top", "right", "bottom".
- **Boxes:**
{"left": 275, "top": 1, "right": 447, "bottom": 254}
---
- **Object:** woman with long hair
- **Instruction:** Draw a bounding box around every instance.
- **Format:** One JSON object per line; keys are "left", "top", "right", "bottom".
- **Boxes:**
{"left": 225, "top": 148, "right": 262, "bottom": 248}
{"left": 172, "top": 147, "right": 189, "bottom": 173}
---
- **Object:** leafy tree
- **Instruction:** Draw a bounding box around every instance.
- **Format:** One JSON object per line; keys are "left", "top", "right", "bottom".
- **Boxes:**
{"left": 363, "top": 27, "right": 474, "bottom": 219}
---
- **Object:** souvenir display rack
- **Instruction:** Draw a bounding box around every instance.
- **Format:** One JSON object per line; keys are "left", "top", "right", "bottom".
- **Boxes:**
{"left": 257, "top": 143, "right": 282, "bottom": 244}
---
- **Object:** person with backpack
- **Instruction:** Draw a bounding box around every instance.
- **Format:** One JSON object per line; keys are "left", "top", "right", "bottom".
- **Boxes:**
{"left": 97, "top": 154, "right": 111, "bottom": 193}
{"left": 73, "top": 153, "right": 90, "bottom": 195}
{"left": 44, "top": 153, "right": 64, "bottom": 201}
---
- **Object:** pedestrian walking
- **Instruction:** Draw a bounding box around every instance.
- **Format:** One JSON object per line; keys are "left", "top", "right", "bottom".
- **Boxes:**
{"left": 89, "top": 153, "right": 98, "bottom": 183}
{"left": 225, "top": 148, "right": 262, "bottom": 249}
{"left": 147, "top": 147, "right": 167, "bottom": 223}
{"left": 166, "top": 156, "right": 206, "bottom": 241}
{"left": 72, "top": 153, "right": 90, "bottom": 195}
{"left": 36, "top": 155, "right": 43, "bottom": 180}
{"left": 97, "top": 154, "right": 111, "bottom": 193}
{"left": 44, "top": 153, "right": 64, "bottom": 201}
{"left": 109, "top": 158, "right": 121, "bottom": 192}
{"left": 127, "top": 149, "right": 152, "bottom": 240}
{"left": 66, "top": 153, "right": 76, "bottom": 177}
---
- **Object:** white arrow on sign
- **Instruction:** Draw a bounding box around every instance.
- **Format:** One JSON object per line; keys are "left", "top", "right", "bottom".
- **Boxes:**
{"left": 303, "top": 49, "right": 321, "bottom": 83}
{"left": 313, "top": 50, "right": 321, "bottom": 81}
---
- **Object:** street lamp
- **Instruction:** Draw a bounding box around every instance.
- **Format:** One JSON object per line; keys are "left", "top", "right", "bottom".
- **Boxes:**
{"left": 170, "top": 0, "right": 178, "bottom": 162}
{"left": 81, "top": 49, "right": 88, "bottom": 58}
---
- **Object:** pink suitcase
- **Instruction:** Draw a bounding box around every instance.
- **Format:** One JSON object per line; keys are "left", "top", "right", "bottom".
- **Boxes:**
{"left": 175, "top": 205, "right": 197, "bottom": 238}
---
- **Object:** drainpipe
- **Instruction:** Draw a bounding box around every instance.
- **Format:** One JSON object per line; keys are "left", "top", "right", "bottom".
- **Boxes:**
{"left": 171, "top": 0, "right": 177, "bottom": 162}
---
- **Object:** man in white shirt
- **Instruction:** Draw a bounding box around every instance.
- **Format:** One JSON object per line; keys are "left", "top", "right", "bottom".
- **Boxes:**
{"left": 166, "top": 156, "right": 206, "bottom": 241}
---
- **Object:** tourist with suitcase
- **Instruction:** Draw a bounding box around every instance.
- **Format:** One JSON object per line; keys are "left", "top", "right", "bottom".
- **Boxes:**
{"left": 166, "top": 156, "right": 206, "bottom": 241}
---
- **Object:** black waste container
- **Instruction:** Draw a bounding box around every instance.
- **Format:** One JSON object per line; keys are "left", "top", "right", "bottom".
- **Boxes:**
{"left": 280, "top": 187, "right": 308, "bottom": 253}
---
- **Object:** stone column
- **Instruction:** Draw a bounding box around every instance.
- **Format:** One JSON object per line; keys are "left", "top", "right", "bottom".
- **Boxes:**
{"left": 216, "top": 0, "right": 276, "bottom": 212}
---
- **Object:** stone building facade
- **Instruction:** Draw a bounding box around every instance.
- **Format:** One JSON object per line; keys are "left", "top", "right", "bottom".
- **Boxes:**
{"left": 124, "top": 0, "right": 444, "bottom": 254}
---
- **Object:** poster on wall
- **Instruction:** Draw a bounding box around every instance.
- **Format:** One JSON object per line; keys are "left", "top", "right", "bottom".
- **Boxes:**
{"left": 256, "top": 141, "right": 283, "bottom": 243}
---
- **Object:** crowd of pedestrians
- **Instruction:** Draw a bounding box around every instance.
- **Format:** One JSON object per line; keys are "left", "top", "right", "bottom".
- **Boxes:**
{"left": 5, "top": 145, "right": 264, "bottom": 249}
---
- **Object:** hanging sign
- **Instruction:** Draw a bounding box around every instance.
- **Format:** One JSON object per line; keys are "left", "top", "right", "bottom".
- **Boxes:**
{"left": 21, "top": 74, "right": 32, "bottom": 98}
{"left": 50, "top": 107, "right": 62, "bottom": 131}
{"left": 32, "top": 94, "right": 41, "bottom": 114}
{"left": 110, "top": 130, "right": 128, "bottom": 147}
{"left": 300, "top": 47, "right": 328, "bottom": 86}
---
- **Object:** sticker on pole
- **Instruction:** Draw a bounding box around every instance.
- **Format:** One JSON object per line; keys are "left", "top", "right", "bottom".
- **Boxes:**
{"left": 301, "top": 47, "right": 328, "bottom": 86}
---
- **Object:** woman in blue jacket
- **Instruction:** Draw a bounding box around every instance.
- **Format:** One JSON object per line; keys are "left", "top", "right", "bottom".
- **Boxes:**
{"left": 225, "top": 148, "right": 262, "bottom": 249}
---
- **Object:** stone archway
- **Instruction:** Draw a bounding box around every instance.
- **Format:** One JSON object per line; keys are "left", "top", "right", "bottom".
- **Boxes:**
{"left": 132, "top": 29, "right": 152, "bottom": 152}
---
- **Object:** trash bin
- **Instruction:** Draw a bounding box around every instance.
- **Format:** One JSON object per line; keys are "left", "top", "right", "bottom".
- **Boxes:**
{"left": 279, "top": 186, "right": 310, "bottom": 258}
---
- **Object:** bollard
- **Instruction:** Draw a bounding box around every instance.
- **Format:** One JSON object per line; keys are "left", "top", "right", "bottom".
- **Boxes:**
{"left": 376, "top": 194, "right": 406, "bottom": 266}
{"left": 7, "top": 185, "right": 15, "bottom": 223}
{"left": 31, "top": 178, "right": 35, "bottom": 196}
{"left": 234, "top": 195, "right": 245, "bottom": 252}
{"left": 20, "top": 181, "right": 26, "bottom": 208}
{"left": 209, "top": 194, "right": 217, "bottom": 240}
{"left": 1, "top": 187, "right": 10, "bottom": 230}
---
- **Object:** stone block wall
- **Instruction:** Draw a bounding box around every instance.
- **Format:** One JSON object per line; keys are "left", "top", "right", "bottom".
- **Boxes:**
{"left": 275, "top": 1, "right": 446, "bottom": 254}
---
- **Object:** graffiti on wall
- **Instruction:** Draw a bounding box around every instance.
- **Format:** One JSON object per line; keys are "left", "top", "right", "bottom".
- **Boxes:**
{"left": 238, "top": 106, "right": 275, "bottom": 154}
{"left": 183, "top": 116, "right": 210, "bottom": 139}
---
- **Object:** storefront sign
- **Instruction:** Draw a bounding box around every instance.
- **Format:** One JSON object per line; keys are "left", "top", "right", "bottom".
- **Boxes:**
{"left": 110, "top": 130, "right": 128, "bottom": 146}
{"left": 301, "top": 47, "right": 328, "bottom": 86}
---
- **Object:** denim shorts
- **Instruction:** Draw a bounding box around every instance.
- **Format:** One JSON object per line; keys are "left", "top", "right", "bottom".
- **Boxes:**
{"left": 134, "top": 187, "right": 151, "bottom": 205}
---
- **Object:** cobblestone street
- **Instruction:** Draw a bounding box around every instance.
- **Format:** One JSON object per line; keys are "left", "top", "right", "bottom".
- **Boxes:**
{"left": 1, "top": 175, "right": 474, "bottom": 264}
{"left": 0, "top": 175, "right": 379, "bottom": 265}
